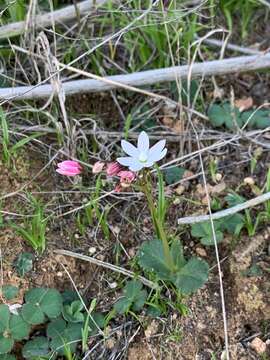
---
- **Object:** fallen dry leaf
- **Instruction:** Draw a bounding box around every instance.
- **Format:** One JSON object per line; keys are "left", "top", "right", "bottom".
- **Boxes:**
{"left": 235, "top": 97, "right": 253, "bottom": 112}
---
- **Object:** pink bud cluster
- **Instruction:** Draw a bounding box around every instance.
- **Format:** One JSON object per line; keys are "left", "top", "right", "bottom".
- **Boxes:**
{"left": 93, "top": 161, "right": 136, "bottom": 192}
{"left": 56, "top": 160, "right": 136, "bottom": 192}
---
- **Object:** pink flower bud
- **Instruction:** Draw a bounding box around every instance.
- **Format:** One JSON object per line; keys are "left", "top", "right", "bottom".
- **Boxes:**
{"left": 118, "top": 171, "right": 136, "bottom": 186}
{"left": 56, "top": 160, "right": 82, "bottom": 176}
{"left": 92, "top": 161, "right": 105, "bottom": 174}
{"left": 114, "top": 184, "right": 122, "bottom": 193}
{"left": 106, "top": 162, "right": 123, "bottom": 176}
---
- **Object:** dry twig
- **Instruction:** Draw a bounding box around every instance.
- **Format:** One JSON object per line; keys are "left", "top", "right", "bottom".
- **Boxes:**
{"left": 54, "top": 249, "right": 158, "bottom": 290}
{"left": 178, "top": 192, "right": 270, "bottom": 225}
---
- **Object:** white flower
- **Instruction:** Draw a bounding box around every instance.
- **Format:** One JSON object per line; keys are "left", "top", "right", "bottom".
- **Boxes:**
{"left": 117, "top": 131, "right": 167, "bottom": 171}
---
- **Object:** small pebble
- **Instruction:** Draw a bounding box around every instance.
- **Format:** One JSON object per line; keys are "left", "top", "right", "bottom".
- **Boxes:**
{"left": 244, "top": 177, "right": 255, "bottom": 186}
{"left": 215, "top": 173, "right": 222, "bottom": 182}
{"left": 196, "top": 247, "right": 207, "bottom": 257}
{"left": 250, "top": 337, "right": 266, "bottom": 354}
{"left": 175, "top": 185, "right": 185, "bottom": 195}
{"left": 109, "top": 282, "right": 117, "bottom": 289}
{"left": 89, "top": 247, "right": 96, "bottom": 255}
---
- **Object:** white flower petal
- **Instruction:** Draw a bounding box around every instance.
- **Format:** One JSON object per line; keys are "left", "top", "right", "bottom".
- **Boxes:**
{"left": 121, "top": 140, "right": 139, "bottom": 157}
{"left": 129, "top": 160, "right": 144, "bottom": 171}
{"left": 148, "top": 139, "right": 166, "bottom": 160}
{"left": 148, "top": 148, "right": 167, "bottom": 163}
{"left": 144, "top": 160, "right": 155, "bottom": 168}
{"left": 117, "top": 157, "right": 134, "bottom": 167}
{"left": 137, "top": 131, "right": 149, "bottom": 152}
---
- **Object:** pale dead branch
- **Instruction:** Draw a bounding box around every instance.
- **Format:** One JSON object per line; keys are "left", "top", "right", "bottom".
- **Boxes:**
{"left": 178, "top": 192, "right": 270, "bottom": 225}
{"left": 1, "top": 53, "right": 270, "bottom": 100}
{"left": 54, "top": 249, "right": 158, "bottom": 290}
{"left": 0, "top": 0, "right": 106, "bottom": 39}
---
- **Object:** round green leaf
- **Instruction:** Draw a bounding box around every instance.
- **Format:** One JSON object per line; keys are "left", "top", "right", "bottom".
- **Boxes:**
{"left": 138, "top": 240, "right": 172, "bottom": 280}
{"left": 0, "top": 336, "right": 14, "bottom": 355}
{"left": 2, "top": 286, "right": 18, "bottom": 301}
{"left": 47, "top": 318, "right": 66, "bottom": 339}
{"left": 21, "top": 303, "right": 45, "bottom": 325}
{"left": 0, "top": 305, "right": 10, "bottom": 333}
{"left": 22, "top": 337, "right": 50, "bottom": 358}
{"left": 174, "top": 258, "right": 209, "bottom": 294}
{"left": 50, "top": 323, "right": 81, "bottom": 355}
{"left": 62, "top": 301, "right": 84, "bottom": 323}
{"left": 40, "top": 289, "right": 63, "bottom": 319}
{"left": 24, "top": 288, "right": 47, "bottom": 304}
{"left": 14, "top": 252, "right": 34, "bottom": 277}
{"left": 9, "top": 315, "right": 30, "bottom": 340}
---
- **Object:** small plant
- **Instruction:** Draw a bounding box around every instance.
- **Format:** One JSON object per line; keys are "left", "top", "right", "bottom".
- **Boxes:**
{"left": 0, "top": 286, "right": 106, "bottom": 358}
{"left": 14, "top": 252, "right": 34, "bottom": 277}
{"left": 0, "top": 304, "right": 30, "bottom": 354}
{"left": 0, "top": 107, "right": 42, "bottom": 168}
{"left": 113, "top": 280, "right": 148, "bottom": 315}
{"left": 12, "top": 196, "right": 48, "bottom": 253}
{"left": 191, "top": 214, "right": 244, "bottom": 246}
{"left": 21, "top": 288, "right": 63, "bottom": 325}
{"left": 208, "top": 102, "right": 270, "bottom": 130}
{"left": 225, "top": 192, "right": 260, "bottom": 236}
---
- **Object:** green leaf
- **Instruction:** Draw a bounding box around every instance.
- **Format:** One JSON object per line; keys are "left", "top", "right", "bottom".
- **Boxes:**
{"left": 0, "top": 336, "right": 14, "bottom": 355}
{"left": 225, "top": 193, "right": 245, "bottom": 207}
{"left": 173, "top": 258, "right": 209, "bottom": 294}
{"left": 132, "top": 289, "right": 147, "bottom": 312}
{"left": 88, "top": 312, "right": 105, "bottom": 335}
{"left": 9, "top": 315, "right": 30, "bottom": 340}
{"left": 170, "top": 240, "right": 186, "bottom": 269}
{"left": 0, "top": 305, "right": 10, "bottom": 333}
{"left": 24, "top": 288, "right": 63, "bottom": 320}
{"left": 113, "top": 297, "right": 131, "bottom": 314}
{"left": 113, "top": 280, "right": 148, "bottom": 314}
{"left": 0, "top": 354, "right": 16, "bottom": 360}
{"left": 208, "top": 103, "right": 241, "bottom": 129}
{"left": 62, "top": 290, "right": 79, "bottom": 305}
{"left": 50, "top": 323, "right": 81, "bottom": 355}
{"left": 241, "top": 109, "right": 270, "bottom": 129}
{"left": 164, "top": 167, "right": 185, "bottom": 185}
{"left": 21, "top": 303, "right": 45, "bottom": 325}
{"left": 10, "top": 133, "right": 43, "bottom": 154}
{"left": 22, "top": 337, "right": 50, "bottom": 358}
{"left": 40, "top": 289, "right": 63, "bottom": 319}
{"left": 191, "top": 221, "right": 223, "bottom": 246}
{"left": 138, "top": 240, "right": 172, "bottom": 280}
{"left": 124, "top": 280, "right": 142, "bottom": 301}
{"left": 14, "top": 252, "right": 34, "bottom": 277}
{"left": 2, "top": 286, "right": 18, "bottom": 301}
{"left": 62, "top": 300, "right": 84, "bottom": 323}
{"left": 242, "top": 264, "right": 263, "bottom": 277}
{"left": 47, "top": 318, "right": 66, "bottom": 339}
{"left": 221, "top": 214, "right": 244, "bottom": 235}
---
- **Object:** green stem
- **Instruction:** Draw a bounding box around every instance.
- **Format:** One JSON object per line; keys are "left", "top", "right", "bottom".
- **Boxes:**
{"left": 141, "top": 176, "right": 175, "bottom": 272}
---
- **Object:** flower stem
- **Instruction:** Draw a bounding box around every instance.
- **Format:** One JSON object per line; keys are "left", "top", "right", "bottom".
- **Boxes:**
{"left": 141, "top": 174, "right": 175, "bottom": 272}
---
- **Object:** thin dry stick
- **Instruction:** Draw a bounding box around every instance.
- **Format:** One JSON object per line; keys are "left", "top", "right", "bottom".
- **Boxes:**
{"left": 186, "top": 38, "right": 230, "bottom": 359}
{"left": 1, "top": 52, "right": 270, "bottom": 100}
{"left": 54, "top": 249, "right": 158, "bottom": 290}
{"left": 178, "top": 191, "right": 270, "bottom": 225}
{"left": 0, "top": 0, "right": 106, "bottom": 39}
{"left": 198, "top": 37, "right": 261, "bottom": 55}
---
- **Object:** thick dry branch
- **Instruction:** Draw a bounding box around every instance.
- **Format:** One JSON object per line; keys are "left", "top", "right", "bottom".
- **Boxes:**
{"left": 0, "top": 0, "right": 106, "bottom": 39}
{"left": 1, "top": 53, "right": 270, "bottom": 100}
{"left": 177, "top": 191, "right": 270, "bottom": 225}
{"left": 54, "top": 249, "right": 158, "bottom": 290}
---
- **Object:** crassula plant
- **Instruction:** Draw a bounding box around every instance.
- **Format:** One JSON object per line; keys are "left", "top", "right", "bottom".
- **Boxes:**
{"left": 56, "top": 131, "right": 209, "bottom": 295}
